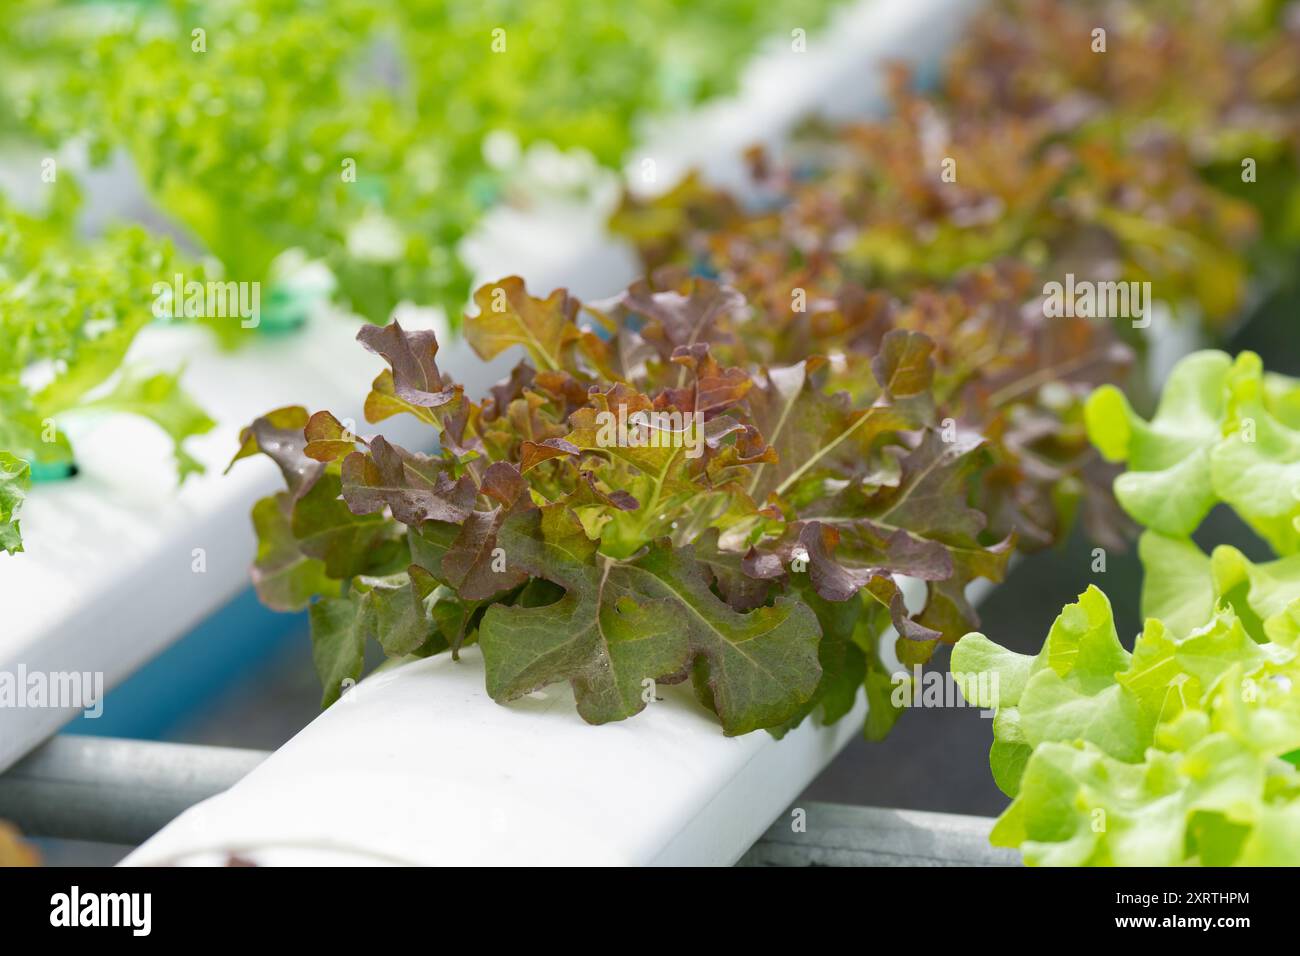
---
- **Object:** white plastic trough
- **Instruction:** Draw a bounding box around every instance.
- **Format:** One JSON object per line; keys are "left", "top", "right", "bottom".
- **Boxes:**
{"left": 123, "top": 574, "right": 990, "bottom": 865}
{"left": 123, "top": 648, "right": 869, "bottom": 866}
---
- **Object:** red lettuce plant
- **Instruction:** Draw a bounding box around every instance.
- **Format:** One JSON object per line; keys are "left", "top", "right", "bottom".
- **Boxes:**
{"left": 234, "top": 266, "right": 1129, "bottom": 737}
{"left": 614, "top": 71, "right": 1258, "bottom": 331}
{"left": 614, "top": 0, "right": 1300, "bottom": 336}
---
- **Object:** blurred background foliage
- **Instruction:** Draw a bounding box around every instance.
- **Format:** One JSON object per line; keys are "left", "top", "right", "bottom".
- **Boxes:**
{"left": 0, "top": 0, "right": 844, "bottom": 326}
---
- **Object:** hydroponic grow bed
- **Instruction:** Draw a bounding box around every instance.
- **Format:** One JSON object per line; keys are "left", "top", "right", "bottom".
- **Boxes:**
{"left": 3, "top": 0, "right": 1299, "bottom": 874}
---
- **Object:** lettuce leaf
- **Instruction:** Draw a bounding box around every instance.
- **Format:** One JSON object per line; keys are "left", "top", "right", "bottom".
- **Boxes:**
{"left": 0, "top": 453, "right": 31, "bottom": 556}
{"left": 1085, "top": 351, "right": 1236, "bottom": 537}
{"left": 1089, "top": 349, "right": 1300, "bottom": 637}
{"left": 1210, "top": 352, "right": 1300, "bottom": 555}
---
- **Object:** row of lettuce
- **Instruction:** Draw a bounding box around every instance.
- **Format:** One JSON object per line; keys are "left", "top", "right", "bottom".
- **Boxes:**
{"left": 6, "top": 0, "right": 1297, "bottom": 554}
{"left": 2, "top": 0, "right": 847, "bottom": 323}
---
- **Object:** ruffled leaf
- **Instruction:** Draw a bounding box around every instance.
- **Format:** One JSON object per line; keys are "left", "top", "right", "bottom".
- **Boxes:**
{"left": 1085, "top": 351, "right": 1236, "bottom": 537}
{"left": 957, "top": 586, "right": 1300, "bottom": 865}
{"left": 0, "top": 452, "right": 31, "bottom": 556}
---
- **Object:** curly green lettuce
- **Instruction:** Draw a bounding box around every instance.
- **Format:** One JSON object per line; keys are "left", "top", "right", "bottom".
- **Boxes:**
{"left": 955, "top": 586, "right": 1300, "bottom": 865}
{"left": 0, "top": 184, "right": 214, "bottom": 552}
{"left": 4, "top": 0, "right": 846, "bottom": 326}
{"left": 962, "top": 348, "right": 1300, "bottom": 865}
{"left": 0, "top": 453, "right": 30, "bottom": 556}
{"left": 1084, "top": 351, "right": 1238, "bottom": 538}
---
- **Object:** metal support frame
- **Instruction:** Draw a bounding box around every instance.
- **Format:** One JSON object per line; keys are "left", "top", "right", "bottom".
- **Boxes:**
{"left": 0, "top": 736, "right": 267, "bottom": 845}
{"left": 1, "top": 737, "right": 1017, "bottom": 863}
{"left": 740, "top": 802, "right": 1019, "bottom": 866}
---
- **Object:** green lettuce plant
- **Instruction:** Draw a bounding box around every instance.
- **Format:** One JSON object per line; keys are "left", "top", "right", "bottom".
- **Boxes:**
{"left": 956, "top": 349, "right": 1300, "bottom": 865}
{"left": 955, "top": 588, "right": 1300, "bottom": 865}
{"left": 0, "top": 183, "right": 213, "bottom": 554}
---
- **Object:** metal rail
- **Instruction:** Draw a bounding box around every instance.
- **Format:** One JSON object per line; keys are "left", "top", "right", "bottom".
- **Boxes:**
{"left": 740, "top": 801, "right": 1020, "bottom": 866}
{"left": 1, "top": 738, "right": 1018, "bottom": 864}
{"left": 0, "top": 736, "right": 267, "bottom": 845}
